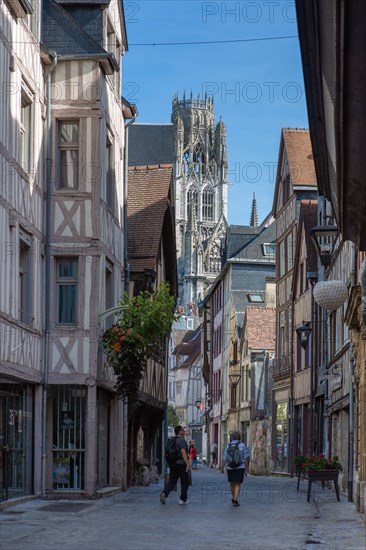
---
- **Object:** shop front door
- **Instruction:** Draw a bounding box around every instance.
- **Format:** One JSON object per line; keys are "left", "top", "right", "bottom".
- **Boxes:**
{"left": 0, "top": 388, "right": 33, "bottom": 501}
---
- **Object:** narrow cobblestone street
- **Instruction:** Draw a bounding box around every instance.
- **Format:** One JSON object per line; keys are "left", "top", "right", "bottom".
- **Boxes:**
{"left": 1, "top": 467, "right": 365, "bottom": 550}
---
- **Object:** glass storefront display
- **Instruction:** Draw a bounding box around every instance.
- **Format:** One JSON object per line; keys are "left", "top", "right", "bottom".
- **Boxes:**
{"left": 275, "top": 401, "right": 288, "bottom": 471}
{"left": 0, "top": 380, "right": 33, "bottom": 501}
{"left": 52, "top": 385, "right": 85, "bottom": 490}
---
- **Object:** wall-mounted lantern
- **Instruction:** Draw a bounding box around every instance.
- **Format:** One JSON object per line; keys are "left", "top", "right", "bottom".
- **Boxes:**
{"left": 295, "top": 322, "right": 312, "bottom": 350}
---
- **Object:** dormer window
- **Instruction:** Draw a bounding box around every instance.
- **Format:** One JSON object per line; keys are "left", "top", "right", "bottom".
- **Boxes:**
{"left": 247, "top": 293, "right": 264, "bottom": 303}
{"left": 263, "top": 243, "right": 276, "bottom": 257}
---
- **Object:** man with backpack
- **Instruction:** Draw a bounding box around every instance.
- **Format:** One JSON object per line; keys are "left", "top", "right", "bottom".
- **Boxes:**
{"left": 220, "top": 431, "right": 247, "bottom": 507}
{"left": 160, "top": 425, "right": 190, "bottom": 505}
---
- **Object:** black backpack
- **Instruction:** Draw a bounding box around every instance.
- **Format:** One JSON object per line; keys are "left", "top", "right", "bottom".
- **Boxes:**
{"left": 165, "top": 436, "right": 181, "bottom": 465}
{"left": 226, "top": 442, "right": 242, "bottom": 468}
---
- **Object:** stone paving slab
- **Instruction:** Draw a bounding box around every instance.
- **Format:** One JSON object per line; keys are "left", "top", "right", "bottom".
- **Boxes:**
{"left": 0, "top": 468, "right": 365, "bottom": 550}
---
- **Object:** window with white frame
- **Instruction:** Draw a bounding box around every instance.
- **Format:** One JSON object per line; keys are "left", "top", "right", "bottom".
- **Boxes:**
{"left": 58, "top": 122, "right": 79, "bottom": 189}
{"left": 57, "top": 259, "right": 77, "bottom": 324}
{"left": 26, "top": 0, "right": 38, "bottom": 38}
{"left": 106, "top": 18, "right": 120, "bottom": 89}
{"left": 20, "top": 81, "right": 33, "bottom": 172}
{"left": 106, "top": 132, "right": 115, "bottom": 211}
{"left": 176, "top": 382, "right": 182, "bottom": 395}
{"left": 19, "top": 231, "right": 32, "bottom": 324}
{"left": 105, "top": 261, "right": 114, "bottom": 329}
{"left": 262, "top": 243, "right": 276, "bottom": 258}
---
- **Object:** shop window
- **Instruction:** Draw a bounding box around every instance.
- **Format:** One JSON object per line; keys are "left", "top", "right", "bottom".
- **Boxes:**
{"left": 0, "top": 382, "right": 33, "bottom": 500}
{"left": 52, "top": 386, "right": 86, "bottom": 490}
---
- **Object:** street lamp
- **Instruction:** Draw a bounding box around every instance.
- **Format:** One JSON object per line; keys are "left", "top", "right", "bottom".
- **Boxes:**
{"left": 296, "top": 322, "right": 312, "bottom": 350}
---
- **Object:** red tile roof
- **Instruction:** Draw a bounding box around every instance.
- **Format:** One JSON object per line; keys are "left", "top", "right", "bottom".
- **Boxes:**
{"left": 127, "top": 165, "right": 174, "bottom": 272}
{"left": 282, "top": 128, "right": 317, "bottom": 186}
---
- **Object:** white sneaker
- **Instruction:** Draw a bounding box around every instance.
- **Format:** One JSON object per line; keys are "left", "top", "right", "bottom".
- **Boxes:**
{"left": 179, "top": 499, "right": 189, "bottom": 505}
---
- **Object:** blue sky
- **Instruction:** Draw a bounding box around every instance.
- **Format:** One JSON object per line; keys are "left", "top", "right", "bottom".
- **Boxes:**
{"left": 123, "top": 1, "right": 309, "bottom": 225}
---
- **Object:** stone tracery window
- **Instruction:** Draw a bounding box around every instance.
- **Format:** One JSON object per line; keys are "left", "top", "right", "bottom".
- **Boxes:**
{"left": 182, "top": 150, "right": 190, "bottom": 175}
{"left": 202, "top": 186, "right": 214, "bottom": 221}
{"left": 193, "top": 143, "right": 204, "bottom": 175}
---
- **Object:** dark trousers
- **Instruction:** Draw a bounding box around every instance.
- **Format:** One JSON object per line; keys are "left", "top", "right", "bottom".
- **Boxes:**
{"left": 164, "top": 463, "right": 189, "bottom": 502}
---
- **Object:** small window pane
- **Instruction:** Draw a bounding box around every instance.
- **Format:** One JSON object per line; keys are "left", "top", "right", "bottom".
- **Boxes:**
{"left": 58, "top": 286, "right": 76, "bottom": 323}
{"left": 58, "top": 260, "right": 77, "bottom": 278}
{"left": 60, "top": 150, "right": 78, "bottom": 189}
{"left": 60, "top": 123, "right": 78, "bottom": 144}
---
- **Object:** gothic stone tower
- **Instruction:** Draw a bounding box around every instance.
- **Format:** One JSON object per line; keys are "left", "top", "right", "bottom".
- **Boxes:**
{"left": 172, "top": 92, "right": 228, "bottom": 309}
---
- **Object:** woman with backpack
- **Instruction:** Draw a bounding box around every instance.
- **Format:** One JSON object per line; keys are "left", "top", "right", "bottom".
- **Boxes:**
{"left": 220, "top": 431, "right": 247, "bottom": 507}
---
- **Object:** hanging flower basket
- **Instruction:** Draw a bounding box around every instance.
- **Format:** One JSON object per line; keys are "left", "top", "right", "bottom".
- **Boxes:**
{"left": 101, "top": 283, "right": 179, "bottom": 400}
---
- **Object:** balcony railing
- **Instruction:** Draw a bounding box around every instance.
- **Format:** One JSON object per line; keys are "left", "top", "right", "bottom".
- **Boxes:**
{"left": 273, "top": 354, "right": 291, "bottom": 379}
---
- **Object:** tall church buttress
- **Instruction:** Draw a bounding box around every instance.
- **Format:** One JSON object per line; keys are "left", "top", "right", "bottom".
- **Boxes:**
{"left": 172, "top": 92, "right": 228, "bottom": 309}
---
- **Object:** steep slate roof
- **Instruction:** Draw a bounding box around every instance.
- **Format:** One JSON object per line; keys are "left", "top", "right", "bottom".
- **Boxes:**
{"left": 129, "top": 125, "right": 175, "bottom": 167}
{"left": 225, "top": 226, "right": 261, "bottom": 260}
{"left": 282, "top": 128, "right": 317, "bottom": 186}
{"left": 226, "top": 223, "right": 276, "bottom": 262}
{"left": 127, "top": 165, "right": 174, "bottom": 272}
{"left": 42, "top": 0, "right": 117, "bottom": 72}
{"left": 245, "top": 307, "right": 276, "bottom": 350}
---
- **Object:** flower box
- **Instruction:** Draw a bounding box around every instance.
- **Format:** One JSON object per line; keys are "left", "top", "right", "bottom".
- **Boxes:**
{"left": 307, "top": 469, "right": 340, "bottom": 502}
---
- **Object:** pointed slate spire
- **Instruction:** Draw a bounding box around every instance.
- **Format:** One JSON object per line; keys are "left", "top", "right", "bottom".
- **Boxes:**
{"left": 250, "top": 192, "right": 258, "bottom": 227}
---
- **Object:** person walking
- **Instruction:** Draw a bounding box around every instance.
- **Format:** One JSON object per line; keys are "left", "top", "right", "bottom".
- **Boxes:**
{"left": 210, "top": 442, "right": 218, "bottom": 467}
{"left": 221, "top": 431, "right": 247, "bottom": 507}
{"left": 189, "top": 441, "right": 198, "bottom": 470}
{"left": 160, "top": 425, "right": 190, "bottom": 505}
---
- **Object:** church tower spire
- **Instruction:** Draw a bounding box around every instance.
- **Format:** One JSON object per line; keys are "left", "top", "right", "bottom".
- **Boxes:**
{"left": 250, "top": 192, "right": 258, "bottom": 227}
{"left": 171, "top": 93, "right": 228, "bottom": 308}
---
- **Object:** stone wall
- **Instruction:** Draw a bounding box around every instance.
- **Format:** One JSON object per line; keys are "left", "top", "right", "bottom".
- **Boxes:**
{"left": 250, "top": 419, "right": 272, "bottom": 475}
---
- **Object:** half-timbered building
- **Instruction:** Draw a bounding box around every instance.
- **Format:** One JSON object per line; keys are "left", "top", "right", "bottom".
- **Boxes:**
{"left": 0, "top": 0, "right": 45, "bottom": 502}
{"left": 41, "top": 0, "right": 129, "bottom": 498}
{"left": 1, "top": 0, "right": 132, "bottom": 502}
{"left": 272, "top": 129, "right": 317, "bottom": 473}
{"left": 127, "top": 164, "right": 177, "bottom": 484}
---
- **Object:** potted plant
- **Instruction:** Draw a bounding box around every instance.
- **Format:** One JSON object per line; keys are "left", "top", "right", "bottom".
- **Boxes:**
{"left": 101, "top": 282, "right": 179, "bottom": 401}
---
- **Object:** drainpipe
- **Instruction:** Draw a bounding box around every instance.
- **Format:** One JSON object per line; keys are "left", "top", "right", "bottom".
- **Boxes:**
{"left": 361, "top": 262, "right": 366, "bottom": 326}
{"left": 123, "top": 107, "right": 137, "bottom": 291}
{"left": 42, "top": 51, "right": 57, "bottom": 496}
{"left": 348, "top": 345, "right": 354, "bottom": 502}
{"left": 122, "top": 106, "right": 137, "bottom": 490}
{"left": 323, "top": 308, "right": 329, "bottom": 458}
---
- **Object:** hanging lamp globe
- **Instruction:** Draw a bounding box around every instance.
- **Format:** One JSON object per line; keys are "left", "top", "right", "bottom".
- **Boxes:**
{"left": 313, "top": 280, "right": 348, "bottom": 311}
